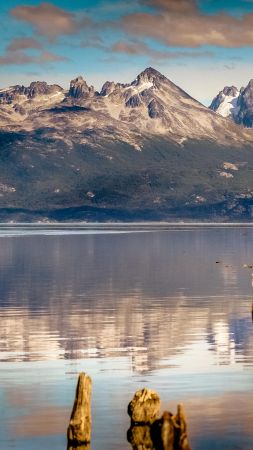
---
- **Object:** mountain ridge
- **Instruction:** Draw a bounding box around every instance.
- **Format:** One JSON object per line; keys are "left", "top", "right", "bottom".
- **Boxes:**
{"left": 1, "top": 67, "right": 253, "bottom": 222}
{"left": 1, "top": 67, "right": 252, "bottom": 146}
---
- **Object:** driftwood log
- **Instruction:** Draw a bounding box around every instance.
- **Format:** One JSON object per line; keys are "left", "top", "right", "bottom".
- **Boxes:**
{"left": 67, "top": 373, "right": 92, "bottom": 446}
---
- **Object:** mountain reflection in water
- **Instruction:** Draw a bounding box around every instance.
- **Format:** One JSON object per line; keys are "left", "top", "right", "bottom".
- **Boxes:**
{"left": 0, "top": 226, "right": 253, "bottom": 450}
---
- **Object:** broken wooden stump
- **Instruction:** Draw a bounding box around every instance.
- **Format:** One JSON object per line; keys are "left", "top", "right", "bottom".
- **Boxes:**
{"left": 127, "top": 424, "right": 155, "bottom": 450}
{"left": 128, "top": 388, "right": 161, "bottom": 424}
{"left": 151, "top": 411, "right": 175, "bottom": 450}
{"left": 127, "top": 389, "right": 191, "bottom": 450}
{"left": 173, "top": 404, "right": 191, "bottom": 450}
{"left": 67, "top": 372, "right": 92, "bottom": 446}
{"left": 66, "top": 375, "right": 191, "bottom": 450}
{"left": 67, "top": 445, "right": 90, "bottom": 450}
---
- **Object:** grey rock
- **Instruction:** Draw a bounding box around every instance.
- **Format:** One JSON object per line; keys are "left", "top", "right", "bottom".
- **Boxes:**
{"left": 236, "top": 80, "right": 253, "bottom": 127}
{"left": 133, "top": 67, "right": 166, "bottom": 86}
{"left": 14, "top": 104, "right": 26, "bottom": 115}
{"left": 68, "top": 76, "right": 95, "bottom": 99}
{"left": 100, "top": 81, "right": 116, "bottom": 96}
{"left": 126, "top": 94, "right": 142, "bottom": 108}
{"left": 0, "top": 81, "right": 63, "bottom": 105}
{"left": 148, "top": 99, "right": 164, "bottom": 119}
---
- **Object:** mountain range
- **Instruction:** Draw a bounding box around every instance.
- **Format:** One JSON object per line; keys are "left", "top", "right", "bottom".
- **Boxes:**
{"left": 1, "top": 67, "right": 253, "bottom": 222}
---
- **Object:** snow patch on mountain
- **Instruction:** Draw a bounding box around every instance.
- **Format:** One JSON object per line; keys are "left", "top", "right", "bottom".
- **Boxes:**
{"left": 219, "top": 171, "right": 234, "bottom": 178}
{"left": 223, "top": 162, "right": 239, "bottom": 171}
{"left": 216, "top": 93, "right": 239, "bottom": 118}
{"left": 130, "top": 80, "right": 154, "bottom": 94}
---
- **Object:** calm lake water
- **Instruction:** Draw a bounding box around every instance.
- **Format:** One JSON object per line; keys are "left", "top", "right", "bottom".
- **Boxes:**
{"left": 0, "top": 224, "right": 253, "bottom": 450}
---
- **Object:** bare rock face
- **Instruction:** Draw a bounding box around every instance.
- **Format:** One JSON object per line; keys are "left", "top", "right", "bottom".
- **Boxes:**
{"left": 100, "top": 81, "right": 116, "bottom": 96}
{"left": 126, "top": 94, "right": 142, "bottom": 108}
{"left": 128, "top": 388, "right": 161, "bottom": 424}
{"left": 68, "top": 76, "right": 95, "bottom": 99}
{"left": 148, "top": 99, "right": 165, "bottom": 119}
{"left": 13, "top": 104, "right": 26, "bottom": 115}
{"left": 133, "top": 67, "right": 166, "bottom": 88}
{"left": 67, "top": 372, "right": 92, "bottom": 445}
{"left": 0, "top": 81, "right": 63, "bottom": 105}
{"left": 27, "top": 81, "right": 63, "bottom": 98}
{"left": 236, "top": 79, "right": 253, "bottom": 127}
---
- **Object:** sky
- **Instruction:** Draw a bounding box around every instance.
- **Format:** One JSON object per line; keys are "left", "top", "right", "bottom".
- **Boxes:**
{"left": 2, "top": 0, "right": 253, "bottom": 104}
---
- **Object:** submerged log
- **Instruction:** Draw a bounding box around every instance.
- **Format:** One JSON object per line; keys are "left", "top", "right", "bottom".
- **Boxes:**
{"left": 128, "top": 388, "right": 161, "bottom": 424}
{"left": 67, "top": 372, "right": 92, "bottom": 445}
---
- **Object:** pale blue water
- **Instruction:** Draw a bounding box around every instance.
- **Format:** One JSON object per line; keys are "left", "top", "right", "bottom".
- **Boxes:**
{"left": 0, "top": 225, "right": 253, "bottom": 450}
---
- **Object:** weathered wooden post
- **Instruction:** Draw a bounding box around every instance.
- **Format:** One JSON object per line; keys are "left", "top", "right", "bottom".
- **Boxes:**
{"left": 174, "top": 404, "right": 191, "bottom": 450}
{"left": 127, "top": 388, "right": 160, "bottom": 450}
{"left": 127, "top": 425, "right": 155, "bottom": 450}
{"left": 128, "top": 388, "right": 161, "bottom": 424}
{"left": 160, "top": 411, "right": 175, "bottom": 450}
{"left": 127, "top": 388, "right": 191, "bottom": 450}
{"left": 67, "top": 372, "right": 92, "bottom": 447}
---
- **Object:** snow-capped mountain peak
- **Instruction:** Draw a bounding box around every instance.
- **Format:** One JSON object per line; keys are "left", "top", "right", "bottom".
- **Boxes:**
{"left": 210, "top": 86, "right": 239, "bottom": 118}
{"left": 210, "top": 79, "right": 253, "bottom": 128}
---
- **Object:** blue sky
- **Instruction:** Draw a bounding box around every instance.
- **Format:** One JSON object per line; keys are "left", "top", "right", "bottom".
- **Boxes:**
{"left": 1, "top": 0, "right": 253, "bottom": 104}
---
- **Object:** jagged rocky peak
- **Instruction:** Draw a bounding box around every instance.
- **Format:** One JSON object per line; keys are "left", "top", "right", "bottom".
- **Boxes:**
{"left": 133, "top": 67, "right": 165, "bottom": 85}
{"left": 100, "top": 68, "right": 164, "bottom": 100}
{"left": 240, "top": 79, "right": 253, "bottom": 99}
{"left": 100, "top": 81, "right": 116, "bottom": 96}
{"left": 0, "top": 81, "right": 63, "bottom": 104}
{"left": 26, "top": 81, "right": 63, "bottom": 98}
{"left": 210, "top": 85, "right": 240, "bottom": 118}
{"left": 210, "top": 85, "right": 239, "bottom": 112}
{"left": 210, "top": 78, "right": 253, "bottom": 127}
{"left": 69, "top": 76, "right": 95, "bottom": 99}
{"left": 236, "top": 79, "right": 253, "bottom": 127}
{"left": 222, "top": 86, "right": 239, "bottom": 97}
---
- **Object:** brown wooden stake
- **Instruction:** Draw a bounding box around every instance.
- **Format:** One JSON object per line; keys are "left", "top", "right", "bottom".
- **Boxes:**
{"left": 67, "top": 372, "right": 92, "bottom": 445}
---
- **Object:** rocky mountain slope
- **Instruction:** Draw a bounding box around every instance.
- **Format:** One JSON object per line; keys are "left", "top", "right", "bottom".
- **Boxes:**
{"left": 210, "top": 79, "right": 253, "bottom": 128}
{"left": 1, "top": 67, "right": 253, "bottom": 222}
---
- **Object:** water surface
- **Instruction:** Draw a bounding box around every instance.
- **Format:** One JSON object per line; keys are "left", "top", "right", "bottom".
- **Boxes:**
{"left": 0, "top": 225, "right": 253, "bottom": 450}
